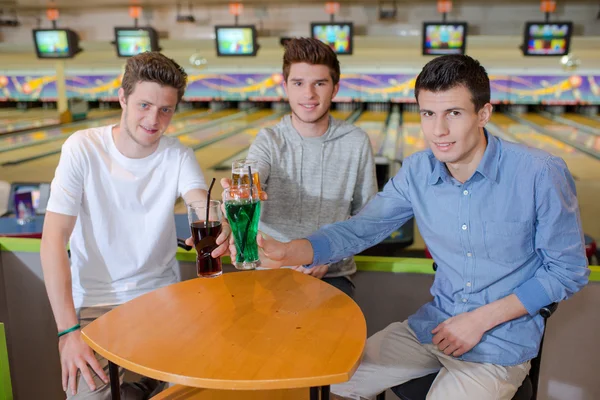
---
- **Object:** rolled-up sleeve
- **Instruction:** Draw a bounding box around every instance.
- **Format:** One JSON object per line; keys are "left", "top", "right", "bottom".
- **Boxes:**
{"left": 514, "top": 156, "right": 589, "bottom": 315}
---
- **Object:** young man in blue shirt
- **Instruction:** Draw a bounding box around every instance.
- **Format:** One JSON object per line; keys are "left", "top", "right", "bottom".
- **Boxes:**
{"left": 252, "top": 55, "right": 590, "bottom": 399}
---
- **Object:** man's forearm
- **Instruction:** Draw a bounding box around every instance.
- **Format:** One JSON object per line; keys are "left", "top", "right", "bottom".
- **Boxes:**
{"left": 284, "top": 239, "right": 315, "bottom": 267}
{"left": 41, "top": 240, "right": 78, "bottom": 331}
{"left": 471, "top": 294, "right": 528, "bottom": 332}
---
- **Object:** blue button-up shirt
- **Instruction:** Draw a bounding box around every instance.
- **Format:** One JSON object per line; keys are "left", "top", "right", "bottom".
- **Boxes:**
{"left": 308, "top": 132, "right": 589, "bottom": 366}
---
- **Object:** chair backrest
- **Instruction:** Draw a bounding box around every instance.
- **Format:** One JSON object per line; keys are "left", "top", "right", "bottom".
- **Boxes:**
{"left": 528, "top": 303, "right": 558, "bottom": 399}
{"left": 0, "top": 323, "right": 13, "bottom": 400}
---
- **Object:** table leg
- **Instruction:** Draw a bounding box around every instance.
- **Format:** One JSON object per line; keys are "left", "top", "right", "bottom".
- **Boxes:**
{"left": 108, "top": 361, "right": 121, "bottom": 400}
{"left": 321, "top": 385, "right": 330, "bottom": 399}
{"left": 310, "top": 386, "right": 319, "bottom": 400}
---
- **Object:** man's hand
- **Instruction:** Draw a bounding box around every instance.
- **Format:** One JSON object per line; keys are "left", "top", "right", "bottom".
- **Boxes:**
{"left": 292, "top": 264, "right": 329, "bottom": 279}
{"left": 431, "top": 312, "right": 487, "bottom": 357}
{"left": 256, "top": 232, "right": 288, "bottom": 269}
{"left": 59, "top": 330, "right": 108, "bottom": 395}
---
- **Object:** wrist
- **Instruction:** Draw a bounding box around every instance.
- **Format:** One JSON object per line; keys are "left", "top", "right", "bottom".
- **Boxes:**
{"left": 58, "top": 323, "right": 81, "bottom": 338}
{"left": 470, "top": 308, "right": 496, "bottom": 332}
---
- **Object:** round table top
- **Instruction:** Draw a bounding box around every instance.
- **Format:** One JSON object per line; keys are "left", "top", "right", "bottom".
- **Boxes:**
{"left": 82, "top": 269, "right": 366, "bottom": 390}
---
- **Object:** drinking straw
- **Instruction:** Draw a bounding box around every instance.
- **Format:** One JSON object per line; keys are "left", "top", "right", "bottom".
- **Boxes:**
{"left": 205, "top": 177, "right": 216, "bottom": 234}
{"left": 240, "top": 166, "right": 256, "bottom": 256}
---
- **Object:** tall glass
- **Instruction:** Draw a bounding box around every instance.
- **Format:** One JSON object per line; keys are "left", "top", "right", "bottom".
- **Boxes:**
{"left": 187, "top": 200, "right": 223, "bottom": 278}
{"left": 232, "top": 159, "right": 262, "bottom": 192}
{"left": 223, "top": 185, "right": 261, "bottom": 270}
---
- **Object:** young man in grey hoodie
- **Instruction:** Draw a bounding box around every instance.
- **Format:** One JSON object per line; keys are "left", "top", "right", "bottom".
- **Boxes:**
{"left": 243, "top": 38, "right": 378, "bottom": 297}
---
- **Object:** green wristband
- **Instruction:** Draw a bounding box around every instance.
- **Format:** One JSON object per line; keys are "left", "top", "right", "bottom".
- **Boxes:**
{"left": 57, "top": 324, "right": 81, "bottom": 338}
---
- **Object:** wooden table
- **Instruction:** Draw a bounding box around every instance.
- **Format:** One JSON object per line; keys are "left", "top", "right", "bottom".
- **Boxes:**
{"left": 82, "top": 269, "right": 367, "bottom": 400}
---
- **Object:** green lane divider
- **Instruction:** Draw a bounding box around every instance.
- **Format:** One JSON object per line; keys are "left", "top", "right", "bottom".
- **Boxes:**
{"left": 1, "top": 237, "right": 599, "bottom": 282}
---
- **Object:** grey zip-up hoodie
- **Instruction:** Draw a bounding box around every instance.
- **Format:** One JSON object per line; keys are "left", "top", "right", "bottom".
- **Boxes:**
{"left": 248, "top": 114, "right": 378, "bottom": 277}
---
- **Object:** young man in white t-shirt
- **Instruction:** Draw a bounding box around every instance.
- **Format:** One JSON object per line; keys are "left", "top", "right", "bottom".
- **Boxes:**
{"left": 40, "top": 52, "right": 230, "bottom": 399}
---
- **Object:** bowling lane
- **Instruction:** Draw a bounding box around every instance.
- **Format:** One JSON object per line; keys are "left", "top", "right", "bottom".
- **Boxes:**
{"left": 0, "top": 109, "right": 238, "bottom": 183}
{"left": 562, "top": 113, "right": 600, "bottom": 129}
{"left": 177, "top": 109, "right": 272, "bottom": 146}
{"left": 493, "top": 114, "right": 600, "bottom": 182}
{"left": 0, "top": 114, "right": 120, "bottom": 151}
{"left": 517, "top": 113, "right": 600, "bottom": 240}
{"left": 191, "top": 110, "right": 281, "bottom": 170}
{"left": 490, "top": 113, "right": 578, "bottom": 156}
{"left": 0, "top": 109, "right": 118, "bottom": 135}
{"left": 208, "top": 109, "right": 353, "bottom": 171}
{"left": 492, "top": 113, "right": 600, "bottom": 180}
{"left": 174, "top": 110, "right": 282, "bottom": 213}
{"left": 0, "top": 108, "right": 199, "bottom": 149}
{"left": 0, "top": 108, "right": 58, "bottom": 124}
{"left": 0, "top": 109, "right": 218, "bottom": 165}
{"left": 353, "top": 111, "right": 388, "bottom": 155}
{"left": 400, "top": 112, "right": 428, "bottom": 159}
{"left": 520, "top": 113, "right": 600, "bottom": 155}
{"left": 0, "top": 116, "right": 59, "bottom": 134}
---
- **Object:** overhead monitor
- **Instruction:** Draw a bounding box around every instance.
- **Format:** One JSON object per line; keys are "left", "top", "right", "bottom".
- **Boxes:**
{"left": 422, "top": 22, "right": 468, "bottom": 56}
{"left": 114, "top": 27, "right": 159, "bottom": 57}
{"left": 32, "top": 29, "right": 82, "bottom": 59}
{"left": 214, "top": 25, "right": 258, "bottom": 56}
{"left": 311, "top": 22, "right": 354, "bottom": 55}
{"left": 522, "top": 21, "right": 572, "bottom": 56}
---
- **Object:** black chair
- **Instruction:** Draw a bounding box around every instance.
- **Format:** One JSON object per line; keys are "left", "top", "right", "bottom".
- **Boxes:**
{"left": 376, "top": 262, "right": 558, "bottom": 400}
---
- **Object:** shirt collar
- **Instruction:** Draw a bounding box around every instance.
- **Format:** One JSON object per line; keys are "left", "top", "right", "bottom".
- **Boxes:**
{"left": 475, "top": 129, "right": 500, "bottom": 183}
{"left": 428, "top": 128, "right": 500, "bottom": 186}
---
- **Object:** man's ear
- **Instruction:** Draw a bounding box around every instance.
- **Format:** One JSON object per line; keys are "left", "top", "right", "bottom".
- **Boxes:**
{"left": 282, "top": 80, "right": 288, "bottom": 98}
{"left": 118, "top": 88, "right": 127, "bottom": 110}
{"left": 479, "top": 103, "right": 493, "bottom": 127}
{"left": 332, "top": 82, "right": 340, "bottom": 100}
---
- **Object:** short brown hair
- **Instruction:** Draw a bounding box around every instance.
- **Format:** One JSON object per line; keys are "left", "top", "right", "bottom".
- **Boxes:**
{"left": 121, "top": 52, "right": 188, "bottom": 103}
{"left": 415, "top": 55, "right": 490, "bottom": 112}
{"left": 282, "top": 38, "right": 341, "bottom": 85}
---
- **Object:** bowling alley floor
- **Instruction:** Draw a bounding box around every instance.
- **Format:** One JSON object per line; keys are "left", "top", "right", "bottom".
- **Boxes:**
{"left": 1, "top": 107, "right": 599, "bottom": 260}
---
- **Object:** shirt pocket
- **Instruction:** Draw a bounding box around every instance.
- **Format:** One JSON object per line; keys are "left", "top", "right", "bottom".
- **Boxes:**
{"left": 483, "top": 221, "right": 534, "bottom": 264}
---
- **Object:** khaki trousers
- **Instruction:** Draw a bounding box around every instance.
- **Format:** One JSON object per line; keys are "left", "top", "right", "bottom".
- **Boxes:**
{"left": 332, "top": 321, "right": 530, "bottom": 400}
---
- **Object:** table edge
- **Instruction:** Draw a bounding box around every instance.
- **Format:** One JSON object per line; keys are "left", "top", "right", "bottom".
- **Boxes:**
{"left": 82, "top": 329, "right": 362, "bottom": 389}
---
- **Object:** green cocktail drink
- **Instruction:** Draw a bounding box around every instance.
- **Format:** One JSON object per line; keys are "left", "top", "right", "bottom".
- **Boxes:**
{"left": 224, "top": 185, "right": 261, "bottom": 270}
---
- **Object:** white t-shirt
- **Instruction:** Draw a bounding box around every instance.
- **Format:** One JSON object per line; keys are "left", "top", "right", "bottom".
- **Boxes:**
{"left": 46, "top": 125, "right": 207, "bottom": 308}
